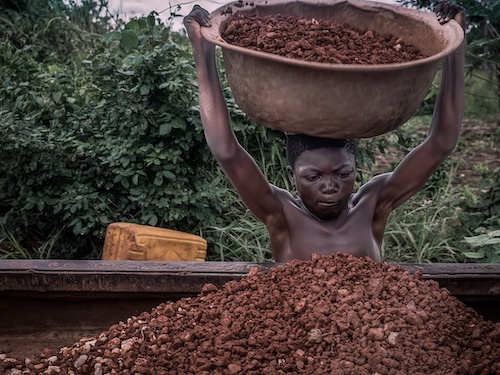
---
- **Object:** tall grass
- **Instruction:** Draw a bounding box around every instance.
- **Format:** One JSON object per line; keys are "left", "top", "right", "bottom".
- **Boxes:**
{"left": 0, "top": 223, "right": 63, "bottom": 259}
{"left": 383, "top": 163, "right": 465, "bottom": 263}
{"left": 0, "top": 223, "right": 31, "bottom": 259}
{"left": 200, "top": 200, "right": 272, "bottom": 262}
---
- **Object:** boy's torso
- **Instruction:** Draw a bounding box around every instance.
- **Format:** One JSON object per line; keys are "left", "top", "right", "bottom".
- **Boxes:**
{"left": 267, "top": 175, "right": 390, "bottom": 263}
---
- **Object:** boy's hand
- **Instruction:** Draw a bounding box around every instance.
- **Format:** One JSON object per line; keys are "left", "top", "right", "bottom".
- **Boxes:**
{"left": 435, "top": 1, "right": 465, "bottom": 29}
{"left": 183, "top": 5, "right": 212, "bottom": 44}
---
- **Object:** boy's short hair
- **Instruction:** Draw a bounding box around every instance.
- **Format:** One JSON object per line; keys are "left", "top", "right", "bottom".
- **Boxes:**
{"left": 286, "top": 134, "right": 357, "bottom": 168}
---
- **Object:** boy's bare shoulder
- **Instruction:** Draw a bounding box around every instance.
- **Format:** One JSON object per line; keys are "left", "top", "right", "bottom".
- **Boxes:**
{"left": 271, "top": 184, "right": 296, "bottom": 202}
{"left": 352, "top": 173, "right": 391, "bottom": 204}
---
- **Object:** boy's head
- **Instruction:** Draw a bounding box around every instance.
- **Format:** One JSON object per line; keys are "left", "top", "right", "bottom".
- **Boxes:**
{"left": 286, "top": 134, "right": 357, "bottom": 169}
{"left": 286, "top": 134, "right": 357, "bottom": 220}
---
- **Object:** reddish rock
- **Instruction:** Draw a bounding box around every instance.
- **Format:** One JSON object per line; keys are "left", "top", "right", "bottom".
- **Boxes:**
{"left": 2, "top": 253, "right": 499, "bottom": 374}
{"left": 222, "top": 13, "right": 427, "bottom": 64}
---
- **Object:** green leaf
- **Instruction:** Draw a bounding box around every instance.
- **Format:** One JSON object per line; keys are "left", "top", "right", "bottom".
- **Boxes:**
{"left": 163, "top": 171, "right": 175, "bottom": 180}
{"left": 52, "top": 91, "right": 63, "bottom": 103}
{"left": 73, "top": 220, "right": 82, "bottom": 235}
{"left": 147, "top": 15, "right": 155, "bottom": 28}
{"left": 103, "top": 31, "right": 121, "bottom": 45}
{"left": 159, "top": 123, "right": 171, "bottom": 135}
{"left": 125, "top": 20, "right": 140, "bottom": 32}
{"left": 463, "top": 251, "right": 486, "bottom": 259}
{"left": 154, "top": 173, "right": 163, "bottom": 186}
{"left": 36, "top": 200, "right": 45, "bottom": 211}
{"left": 30, "top": 92, "right": 44, "bottom": 107}
{"left": 148, "top": 214, "right": 158, "bottom": 226}
{"left": 44, "top": 198, "right": 59, "bottom": 205}
{"left": 171, "top": 117, "right": 186, "bottom": 129}
{"left": 120, "top": 178, "right": 130, "bottom": 189}
{"left": 121, "top": 157, "right": 130, "bottom": 167}
{"left": 137, "top": 18, "right": 147, "bottom": 30}
{"left": 123, "top": 54, "right": 143, "bottom": 66}
{"left": 120, "top": 30, "right": 138, "bottom": 49}
{"left": 140, "top": 85, "right": 150, "bottom": 95}
{"left": 118, "top": 70, "right": 135, "bottom": 76}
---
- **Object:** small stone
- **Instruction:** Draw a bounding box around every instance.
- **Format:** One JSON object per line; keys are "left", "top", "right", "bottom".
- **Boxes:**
{"left": 121, "top": 338, "right": 138, "bottom": 352}
{"left": 248, "top": 267, "right": 260, "bottom": 277}
{"left": 406, "top": 300, "right": 416, "bottom": 310}
{"left": 387, "top": 331, "right": 399, "bottom": 346}
{"left": 308, "top": 328, "right": 323, "bottom": 343}
{"left": 74, "top": 355, "right": 88, "bottom": 369}
{"left": 472, "top": 328, "right": 481, "bottom": 339}
{"left": 338, "top": 288, "right": 350, "bottom": 296}
{"left": 180, "top": 331, "right": 194, "bottom": 342}
{"left": 405, "top": 312, "right": 423, "bottom": 326}
{"left": 201, "top": 283, "right": 218, "bottom": 294}
{"left": 228, "top": 363, "right": 242, "bottom": 373}
{"left": 44, "top": 365, "right": 61, "bottom": 374}
{"left": 94, "top": 363, "right": 103, "bottom": 375}
{"left": 368, "top": 328, "right": 385, "bottom": 341}
{"left": 294, "top": 298, "right": 307, "bottom": 313}
{"left": 163, "top": 303, "right": 176, "bottom": 317}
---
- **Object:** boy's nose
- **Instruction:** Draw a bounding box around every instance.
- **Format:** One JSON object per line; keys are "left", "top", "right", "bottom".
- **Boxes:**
{"left": 323, "top": 178, "right": 338, "bottom": 193}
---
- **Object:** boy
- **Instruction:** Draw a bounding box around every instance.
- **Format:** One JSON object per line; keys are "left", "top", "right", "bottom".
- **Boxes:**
{"left": 183, "top": 1, "right": 466, "bottom": 263}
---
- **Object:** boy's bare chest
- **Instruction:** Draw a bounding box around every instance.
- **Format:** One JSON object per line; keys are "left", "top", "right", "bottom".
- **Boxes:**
{"left": 270, "top": 195, "right": 382, "bottom": 262}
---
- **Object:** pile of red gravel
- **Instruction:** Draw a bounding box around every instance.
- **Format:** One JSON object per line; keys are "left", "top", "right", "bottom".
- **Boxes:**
{"left": 2, "top": 253, "right": 499, "bottom": 374}
{"left": 222, "top": 13, "right": 428, "bottom": 64}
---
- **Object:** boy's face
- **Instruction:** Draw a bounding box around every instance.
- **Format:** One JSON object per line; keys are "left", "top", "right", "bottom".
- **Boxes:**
{"left": 288, "top": 147, "right": 356, "bottom": 220}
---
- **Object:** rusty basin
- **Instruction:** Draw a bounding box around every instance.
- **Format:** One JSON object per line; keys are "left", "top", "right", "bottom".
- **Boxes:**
{"left": 0, "top": 260, "right": 499, "bottom": 360}
{"left": 201, "top": 0, "right": 464, "bottom": 138}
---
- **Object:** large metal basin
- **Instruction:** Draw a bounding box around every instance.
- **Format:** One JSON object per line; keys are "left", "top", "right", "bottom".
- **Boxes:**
{"left": 201, "top": 0, "right": 464, "bottom": 138}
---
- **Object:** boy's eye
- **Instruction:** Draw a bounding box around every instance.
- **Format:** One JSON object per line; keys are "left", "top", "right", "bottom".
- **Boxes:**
{"left": 306, "top": 175, "right": 319, "bottom": 182}
{"left": 338, "top": 171, "right": 351, "bottom": 179}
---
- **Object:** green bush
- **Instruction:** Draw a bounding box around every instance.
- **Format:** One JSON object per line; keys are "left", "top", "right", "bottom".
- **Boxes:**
{"left": 0, "top": 2, "right": 312, "bottom": 259}
{"left": 459, "top": 168, "right": 500, "bottom": 262}
{"left": 0, "top": 5, "right": 230, "bottom": 258}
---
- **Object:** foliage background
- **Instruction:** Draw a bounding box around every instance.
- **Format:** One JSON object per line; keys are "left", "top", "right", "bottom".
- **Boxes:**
{"left": 0, "top": 0, "right": 499, "bottom": 262}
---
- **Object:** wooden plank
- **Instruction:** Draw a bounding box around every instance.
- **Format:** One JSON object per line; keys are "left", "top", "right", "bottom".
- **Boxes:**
{"left": 0, "top": 260, "right": 499, "bottom": 297}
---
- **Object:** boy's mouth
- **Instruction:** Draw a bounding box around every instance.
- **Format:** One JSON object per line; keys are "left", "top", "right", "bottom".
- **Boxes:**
{"left": 318, "top": 201, "right": 337, "bottom": 208}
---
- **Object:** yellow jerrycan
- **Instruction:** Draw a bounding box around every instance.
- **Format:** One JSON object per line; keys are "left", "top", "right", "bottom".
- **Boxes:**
{"left": 102, "top": 222, "right": 207, "bottom": 261}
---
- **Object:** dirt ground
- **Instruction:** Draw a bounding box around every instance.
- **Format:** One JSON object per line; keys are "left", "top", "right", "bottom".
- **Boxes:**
{"left": 372, "top": 120, "right": 500, "bottom": 189}
{"left": 453, "top": 120, "right": 500, "bottom": 188}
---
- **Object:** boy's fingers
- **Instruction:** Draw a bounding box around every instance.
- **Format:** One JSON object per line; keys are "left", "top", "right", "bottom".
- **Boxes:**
{"left": 185, "top": 5, "right": 211, "bottom": 27}
{"left": 435, "top": 1, "right": 464, "bottom": 25}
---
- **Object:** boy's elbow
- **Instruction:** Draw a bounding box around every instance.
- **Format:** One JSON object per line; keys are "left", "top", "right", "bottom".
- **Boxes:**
{"left": 429, "top": 119, "right": 463, "bottom": 154}
{"left": 430, "top": 134, "right": 459, "bottom": 156}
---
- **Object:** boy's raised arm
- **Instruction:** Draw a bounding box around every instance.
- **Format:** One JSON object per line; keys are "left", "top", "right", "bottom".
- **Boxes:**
{"left": 376, "top": 1, "right": 466, "bottom": 212}
{"left": 183, "top": 6, "right": 283, "bottom": 226}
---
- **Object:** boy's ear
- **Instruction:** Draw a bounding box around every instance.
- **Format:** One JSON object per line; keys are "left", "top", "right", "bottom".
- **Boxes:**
{"left": 287, "top": 165, "right": 296, "bottom": 187}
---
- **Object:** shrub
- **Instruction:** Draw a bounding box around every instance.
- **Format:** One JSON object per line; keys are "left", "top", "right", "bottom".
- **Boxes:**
{"left": 0, "top": 7, "right": 229, "bottom": 258}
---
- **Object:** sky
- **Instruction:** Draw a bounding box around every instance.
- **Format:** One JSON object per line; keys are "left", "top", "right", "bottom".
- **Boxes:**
{"left": 107, "top": 0, "right": 230, "bottom": 29}
{"left": 106, "top": 0, "right": 398, "bottom": 29}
